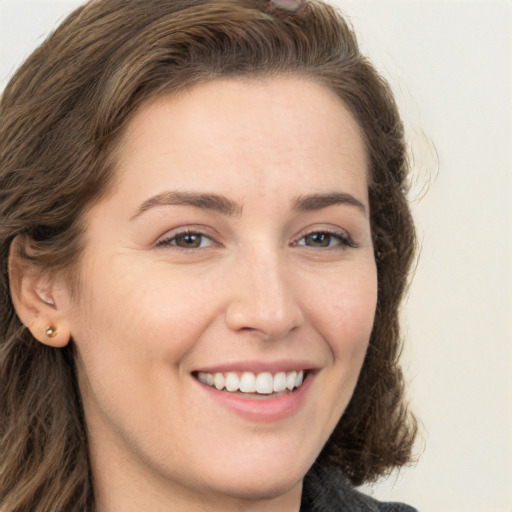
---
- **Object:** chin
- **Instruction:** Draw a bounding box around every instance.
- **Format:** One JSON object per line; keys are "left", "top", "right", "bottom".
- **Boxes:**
{"left": 197, "top": 451, "right": 311, "bottom": 502}
{"left": 206, "top": 472, "right": 303, "bottom": 503}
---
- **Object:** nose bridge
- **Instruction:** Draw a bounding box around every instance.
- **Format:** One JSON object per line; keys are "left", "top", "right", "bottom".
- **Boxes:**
{"left": 225, "top": 242, "right": 303, "bottom": 339}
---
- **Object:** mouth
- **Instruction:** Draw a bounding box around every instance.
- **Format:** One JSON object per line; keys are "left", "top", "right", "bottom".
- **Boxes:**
{"left": 193, "top": 370, "right": 307, "bottom": 398}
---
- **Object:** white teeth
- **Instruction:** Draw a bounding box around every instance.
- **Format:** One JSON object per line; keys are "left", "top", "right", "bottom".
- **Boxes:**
{"left": 213, "top": 372, "right": 225, "bottom": 390}
{"left": 240, "top": 372, "right": 256, "bottom": 393}
{"left": 225, "top": 372, "right": 240, "bottom": 392}
{"left": 286, "top": 371, "right": 297, "bottom": 391}
{"left": 197, "top": 370, "right": 306, "bottom": 395}
{"left": 256, "top": 372, "right": 273, "bottom": 394}
{"left": 295, "top": 370, "right": 304, "bottom": 387}
{"left": 198, "top": 371, "right": 214, "bottom": 386}
{"left": 273, "top": 371, "right": 287, "bottom": 392}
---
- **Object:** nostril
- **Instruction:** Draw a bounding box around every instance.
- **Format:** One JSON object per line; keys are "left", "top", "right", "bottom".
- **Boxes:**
{"left": 225, "top": 297, "right": 304, "bottom": 336}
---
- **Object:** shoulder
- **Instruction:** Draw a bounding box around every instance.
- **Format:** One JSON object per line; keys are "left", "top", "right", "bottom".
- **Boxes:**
{"left": 301, "top": 464, "right": 418, "bottom": 512}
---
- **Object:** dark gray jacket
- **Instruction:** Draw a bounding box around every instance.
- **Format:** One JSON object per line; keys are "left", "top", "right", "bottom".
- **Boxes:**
{"left": 301, "top": 465, "right": 418, "bottom": 512}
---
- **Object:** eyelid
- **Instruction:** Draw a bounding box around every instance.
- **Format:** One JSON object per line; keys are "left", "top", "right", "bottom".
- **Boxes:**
{"left": 153, "top": 224, "right": 357, "bottom": 251}
{"left": 155, "top": 225, "right": 219, "bottom": 249}
{"left": 292, "top": 227, "right": 358, "bottom": 249}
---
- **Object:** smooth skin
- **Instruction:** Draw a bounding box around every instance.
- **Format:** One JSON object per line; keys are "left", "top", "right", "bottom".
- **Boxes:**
{"left": 15, "top": 77, "right": 377, "bottom": 511}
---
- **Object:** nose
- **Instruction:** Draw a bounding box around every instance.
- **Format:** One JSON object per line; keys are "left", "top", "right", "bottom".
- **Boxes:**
{"left": 224, "top": 246, "right": 304, "bottom": 341}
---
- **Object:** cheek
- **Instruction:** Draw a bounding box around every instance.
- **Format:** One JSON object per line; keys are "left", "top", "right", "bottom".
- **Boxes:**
{"left": 68, "top": 269, "right": 207, "bottom": 428}
{"left": 299, "top": 262, "right": 377, "bottom": 443}
{"left": 311, "top": 263, "right": 378, "bottom": 361}
{"left": 70, "top": 262, "right": 221, "bottom": 371}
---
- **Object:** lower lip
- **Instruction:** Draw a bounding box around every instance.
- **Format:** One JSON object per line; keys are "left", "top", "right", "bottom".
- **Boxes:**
{"left": 195, "top": 374, "right": 313, "bottom": 423}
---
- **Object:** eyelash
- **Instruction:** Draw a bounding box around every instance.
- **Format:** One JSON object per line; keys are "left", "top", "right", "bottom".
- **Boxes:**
{"left": 292, "top": 229, "right": 357, "bottom": 249}
{"left": 156, "top": 228, "right": 357, "bottom": 251}
{"left": 156, "top": 230, "right": 215, "bottom": 250}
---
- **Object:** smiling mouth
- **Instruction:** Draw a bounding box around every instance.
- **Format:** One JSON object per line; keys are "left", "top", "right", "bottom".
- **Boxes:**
{"left": 194, "top": 370, "right": 306, "bottom": 397}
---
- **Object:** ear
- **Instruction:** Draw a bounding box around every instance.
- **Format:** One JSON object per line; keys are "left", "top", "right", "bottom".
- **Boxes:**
{"left": 8, "top": 236, "right": 72, "bottom": 348}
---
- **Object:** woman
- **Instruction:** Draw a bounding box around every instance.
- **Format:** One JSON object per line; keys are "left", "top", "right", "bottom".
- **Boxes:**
{"left": 0, "top": 0, "right": 418, "bottom": 510}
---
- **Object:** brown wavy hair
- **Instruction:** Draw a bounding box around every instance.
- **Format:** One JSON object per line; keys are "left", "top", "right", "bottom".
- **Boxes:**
{"left": 0, "top": 0, "right": 417, "bottom": 509}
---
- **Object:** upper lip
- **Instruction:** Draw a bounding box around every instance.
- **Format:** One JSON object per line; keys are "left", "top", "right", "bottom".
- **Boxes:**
{"left": 193, "top": 360, "right": 319, "bottom": 375}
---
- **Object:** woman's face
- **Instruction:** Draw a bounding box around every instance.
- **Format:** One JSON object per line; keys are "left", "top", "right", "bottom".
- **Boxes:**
{"left": 65, "top": 77, "right": 377, "bottom": 510}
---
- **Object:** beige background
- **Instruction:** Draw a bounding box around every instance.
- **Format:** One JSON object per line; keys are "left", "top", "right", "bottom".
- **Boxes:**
{"left": 1, "top": 1, "right": 511, "bottom": 511}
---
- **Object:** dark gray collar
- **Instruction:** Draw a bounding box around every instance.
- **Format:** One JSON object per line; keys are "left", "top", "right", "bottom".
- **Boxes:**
{"left": 300, "top": 464, "right": 418, "bottom": 512}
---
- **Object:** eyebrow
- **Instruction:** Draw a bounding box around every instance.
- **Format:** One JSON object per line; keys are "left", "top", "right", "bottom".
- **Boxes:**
{"left": 131, "top": 190, "right": 366, "bottom": 220}
{"left": 131, "top": 190, "right": 242, "bottom": 219}
{"left": 293, "top": 192, "right": 367, "bottom": 215}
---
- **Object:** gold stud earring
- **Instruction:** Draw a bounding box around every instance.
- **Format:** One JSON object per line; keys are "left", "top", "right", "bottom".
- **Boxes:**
{"left": 45, "top": 326, "right": 58, "bottom": 338}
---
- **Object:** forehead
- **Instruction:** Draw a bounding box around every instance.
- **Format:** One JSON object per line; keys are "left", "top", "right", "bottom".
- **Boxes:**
{"left": 111, "top": 76, "right": 368, "bottom": 204}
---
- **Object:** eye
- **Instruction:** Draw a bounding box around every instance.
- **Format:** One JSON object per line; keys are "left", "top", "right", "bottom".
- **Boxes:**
{"left": 157, "top": 231, "right": 214, "bottom": 249}
{"left": 295, "top": 231, "right": 356, "bottom": 249}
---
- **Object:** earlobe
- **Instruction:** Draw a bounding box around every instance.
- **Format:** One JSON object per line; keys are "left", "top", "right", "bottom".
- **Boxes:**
{"left": 38, "top": 323, "right": 70, "bottom": 348}
{"left": 8, "top": 237, "right": 72, "bottom": 348}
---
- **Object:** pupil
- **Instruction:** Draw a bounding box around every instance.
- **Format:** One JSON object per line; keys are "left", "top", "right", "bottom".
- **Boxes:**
{"left": 178, "top": 234, "right": 201, "bottom": 248}
{"left": 306, "top": 233, "right": 329, "bottom": 247}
